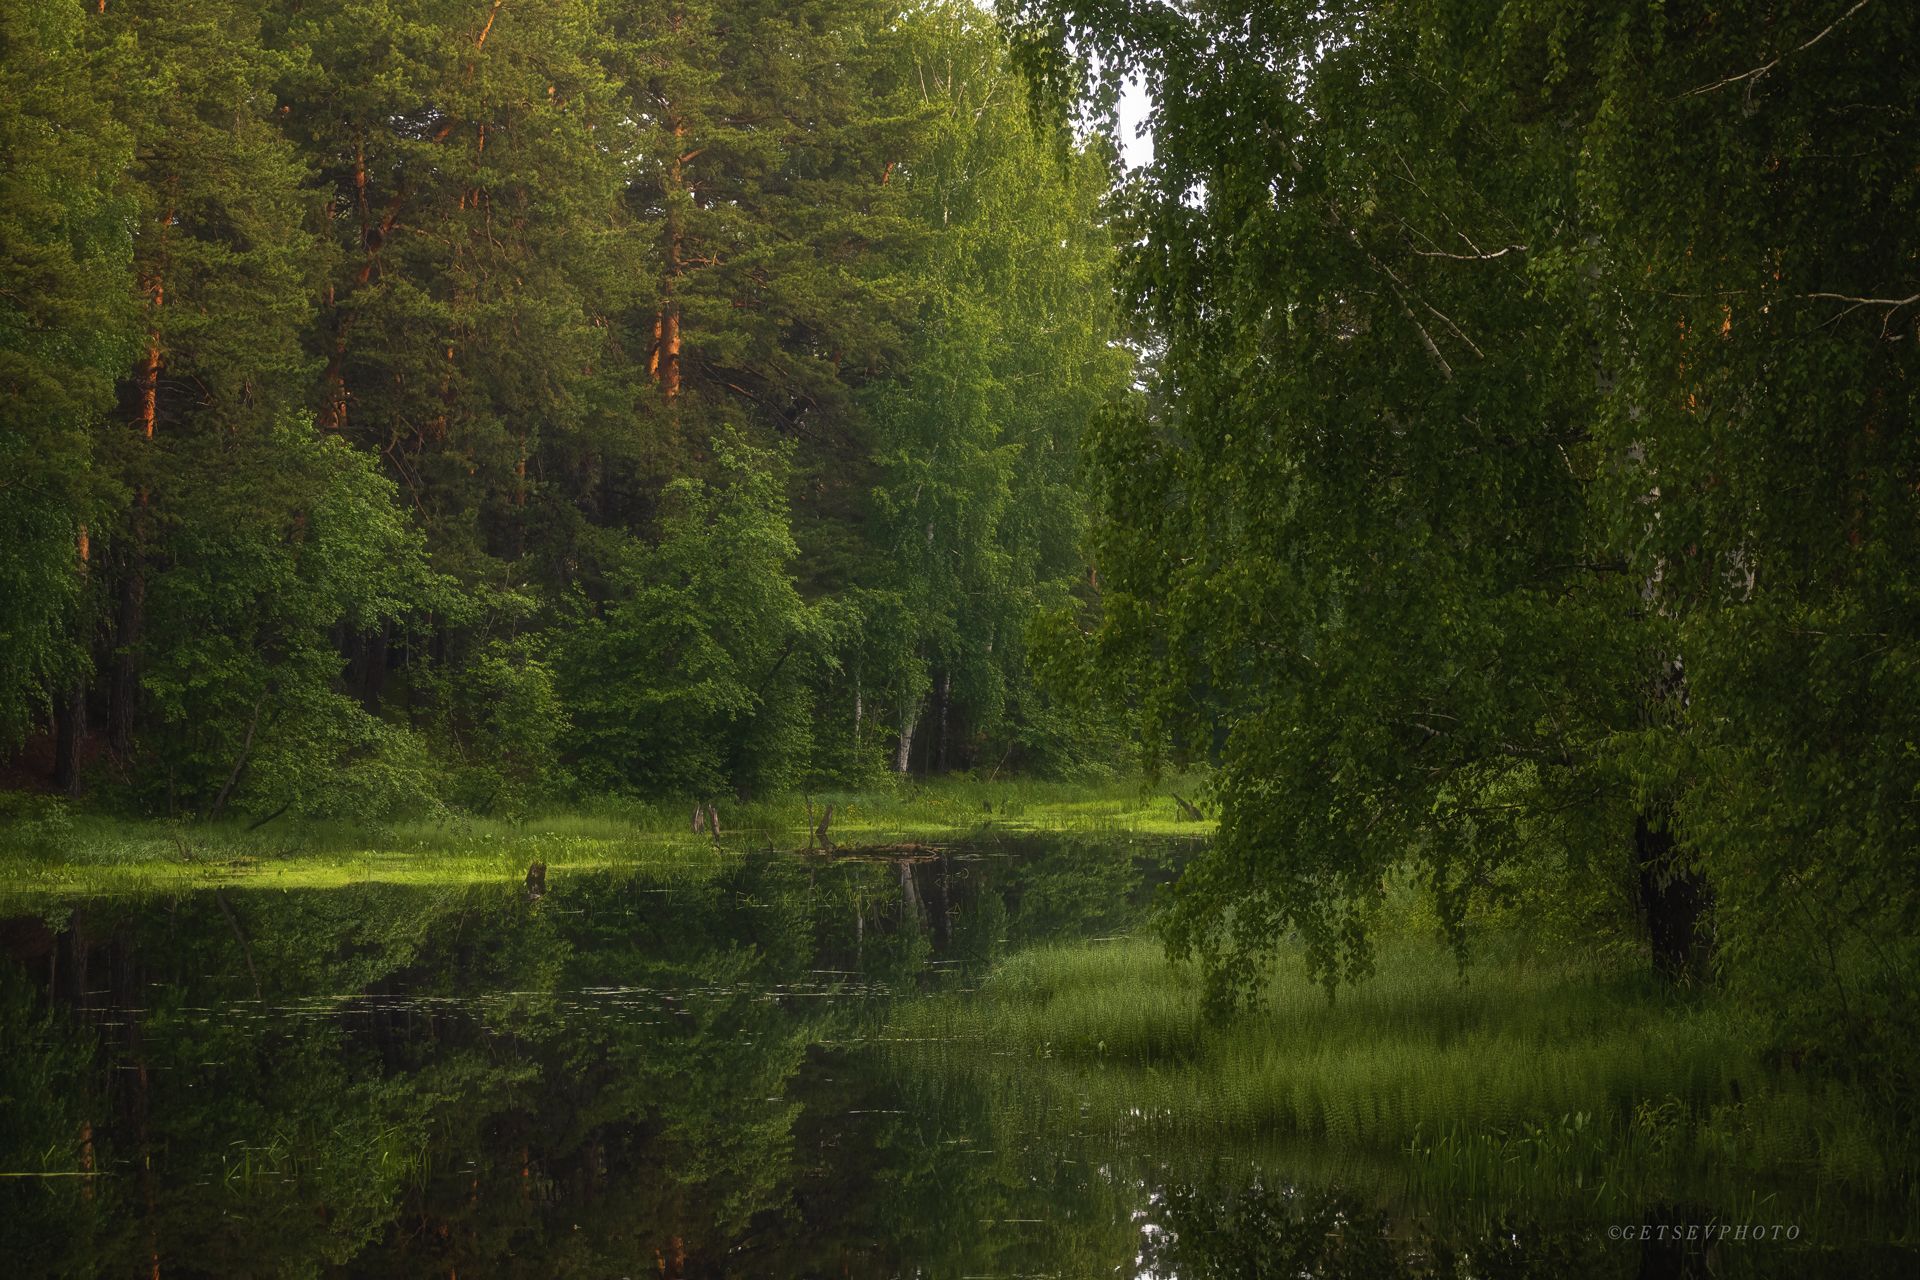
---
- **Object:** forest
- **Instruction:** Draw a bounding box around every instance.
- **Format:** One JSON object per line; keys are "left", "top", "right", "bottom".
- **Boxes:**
{"left": 4, "top": 0, "right": 1920, "bottom": 1275}
{"left": 2, "top": 0, "right": 1130, "bottom": 819}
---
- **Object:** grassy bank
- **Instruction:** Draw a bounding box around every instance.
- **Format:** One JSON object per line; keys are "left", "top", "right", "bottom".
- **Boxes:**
{"left": 0, "top": 776, "right": 1211, "bottom": 897}
{"left": 885, "top": 934, "right": 1910, "bottom": 1228}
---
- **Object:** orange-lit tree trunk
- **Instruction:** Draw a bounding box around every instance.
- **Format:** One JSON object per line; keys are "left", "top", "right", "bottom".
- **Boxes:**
{"left": 476, "top": 0, "right": 506, "bottom": 52}
{"left": 660, "top": 117, "right": 687, "bottom": 400}
{"left": 111, "top": 256, "right": 165, "bottom": 759}
{"left": 661, "top": 306, "right": 681, "bottom": 399}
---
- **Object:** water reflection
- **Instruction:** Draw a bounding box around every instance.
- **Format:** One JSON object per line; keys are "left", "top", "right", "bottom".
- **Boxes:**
{"left": 0, "top": 836, "right": 1907, "bottom": 1276}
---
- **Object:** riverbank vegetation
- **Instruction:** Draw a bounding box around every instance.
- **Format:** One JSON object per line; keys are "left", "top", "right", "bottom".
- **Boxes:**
{"left": 0, "top": 776, "right": 1208, "bottom": 896}
{"left": 891, "top": 931, "right": 1906, "bottom": 1226}
{"left": 1008, "top": 0, "right": 1920, "bottom": 1203}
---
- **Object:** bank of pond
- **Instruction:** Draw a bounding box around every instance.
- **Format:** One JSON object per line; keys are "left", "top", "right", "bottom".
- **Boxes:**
{"left": 0, "top": 831, "right": 1913, "bottom": 1276}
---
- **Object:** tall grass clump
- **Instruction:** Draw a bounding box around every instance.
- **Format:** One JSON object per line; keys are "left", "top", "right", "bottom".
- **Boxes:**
{"left": 886, "top": 934, "right": 1904, "bottom": 1221}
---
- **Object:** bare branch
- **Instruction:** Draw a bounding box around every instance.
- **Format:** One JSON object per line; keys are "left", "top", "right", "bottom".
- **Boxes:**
{"left": 1680, "top": 0, "right": 1874, "bottom": 99}
{"left": 1803, "top": 291, "right": 1920, "bottom": 308}
{"left": 1804, "top": 290, "right": 1920, "bottom": 335}
{"left": 1413, "top": 244, "right": 1527, "bottom": 261}
{"left": 1395, "top": 288, "right": 1453, "bottom": 380}
{"left": 1420, "top": 297, "right": 1485, "bottom": 360}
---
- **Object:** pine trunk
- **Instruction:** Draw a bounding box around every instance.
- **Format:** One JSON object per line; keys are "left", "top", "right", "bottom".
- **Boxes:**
{"left": 136, "top": 337, "right": 160, "bottom": 440}
{"left": 661, "top": 305, "right": 681, "bottom": 398}
{"left": 661, "top": 117, "right": 686, "bottom": 400}
{"left": 109, "top": 566, "right": 144, "bottom": 759}
{"left": 52, "top": 683, "right": 86, "bottom": 796}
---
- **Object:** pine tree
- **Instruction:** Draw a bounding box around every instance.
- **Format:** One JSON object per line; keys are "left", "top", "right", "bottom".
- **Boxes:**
{"left": 275, "top": 0, "right": 626, "bottom": 584}
{"left": 603, "top": 0, "right": 923, "bottom": 443}
{"left": 96, "top": 0, "right": 329, "bottom": 768}
{"left": 0, "top": 0, "right": 135, "bottom": 761}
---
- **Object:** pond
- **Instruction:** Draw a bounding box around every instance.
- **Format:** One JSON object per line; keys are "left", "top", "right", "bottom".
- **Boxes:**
{"left": 1, "top": 834, "right": 1911, "bottom": 1277}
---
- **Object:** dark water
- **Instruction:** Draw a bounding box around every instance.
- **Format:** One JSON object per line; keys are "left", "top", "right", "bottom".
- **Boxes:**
{"left": 1, "top": 836, "right": 1911, "bottom": 1278}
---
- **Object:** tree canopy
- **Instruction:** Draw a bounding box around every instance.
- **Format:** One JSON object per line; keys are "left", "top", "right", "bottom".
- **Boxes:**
{"left": 0, "top": 0, "right": 1133, "bottom": 814}
{"left": 1008, "top": 0, "right": 1920, "bottom": 1096}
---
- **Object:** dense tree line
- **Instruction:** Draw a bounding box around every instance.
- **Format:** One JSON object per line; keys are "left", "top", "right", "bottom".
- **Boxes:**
{"left": 0, "top": 0, "right": 1131, "bottom": 816}
{"left": 1013, "top": 0, "right": 1918, "bottom": 1137}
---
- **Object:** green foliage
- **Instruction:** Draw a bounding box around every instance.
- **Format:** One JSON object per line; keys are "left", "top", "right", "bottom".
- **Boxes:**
{"left": 561, "top": 431, "right": 814, "bottom": 800}
{"left": 853, "top": 3, "right": 1133, "bottom": 777}
{"left": 1, "top": 0, "right": 1129, "bottom": 814}
{"left": 1005, "top": 1, "right": 1920, "bottom": 1129}
{"left": 436, "top": 638, "right": 572, "bottom": 815}
{"left": 135, "top": 423, "right": 444, "bottom": 819}
{"left": 0, "top": 0, "right": 135, "bottom": 746}
{"left": 272, "top": 0, "right": 625, "bottom": 583}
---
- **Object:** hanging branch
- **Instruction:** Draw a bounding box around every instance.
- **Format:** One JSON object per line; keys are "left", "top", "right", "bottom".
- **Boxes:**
{"left": 1680, "top": 0, "right": 1875, "bottom": 99}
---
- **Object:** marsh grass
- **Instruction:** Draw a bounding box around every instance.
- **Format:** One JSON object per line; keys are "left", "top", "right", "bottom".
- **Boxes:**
{"left": 0, "top": 776, "right": 1208, "bottom": 897}
{"left": 886, "top": 935, "right": 1907, "bottom": 1222}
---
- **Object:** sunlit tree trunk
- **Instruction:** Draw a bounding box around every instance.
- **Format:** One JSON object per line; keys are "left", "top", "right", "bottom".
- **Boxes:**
{"left": 660, "top": 117, "right": 687, "bottom": 400}
{"left": 111, "top": 253, "right": 165, "bottom": 759}
{"left": 895, "top": 700, "right": 920, "bottom": 774}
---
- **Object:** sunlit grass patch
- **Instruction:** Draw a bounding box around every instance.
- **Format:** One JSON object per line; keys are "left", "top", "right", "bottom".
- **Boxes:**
{"left": 696, "top": 775, "right": 1214, "bottom": 844}
{"left": 0, "top": 776, "right": 1209, "bottom": 898}
{"left": 0, "top": 811, "right": 735, "bottom": 899}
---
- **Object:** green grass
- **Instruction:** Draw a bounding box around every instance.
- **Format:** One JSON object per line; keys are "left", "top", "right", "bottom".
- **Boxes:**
{"left": 885, "top": 934, "right": 1908, "bottom": 1224}
{"left": 718, "top": 774, "right": 1210, "bottom": 842}
{"left": 0, "top": 820, "right": 732, "bottom": 898}
{"left": 0, "top": 776, "right": 1211, "bottom": 898}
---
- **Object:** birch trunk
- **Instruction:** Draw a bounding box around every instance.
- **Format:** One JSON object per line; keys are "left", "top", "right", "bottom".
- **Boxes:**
{"left": 895, "top": 700, "right": 920, "bottom": 774}
{"left": 934, "top": 669, "right": 951, "bottom": 774}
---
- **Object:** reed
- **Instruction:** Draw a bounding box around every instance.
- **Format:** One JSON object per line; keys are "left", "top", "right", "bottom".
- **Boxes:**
{"left": 886, "top": 935, "right": 1905, "bottom": 1218}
